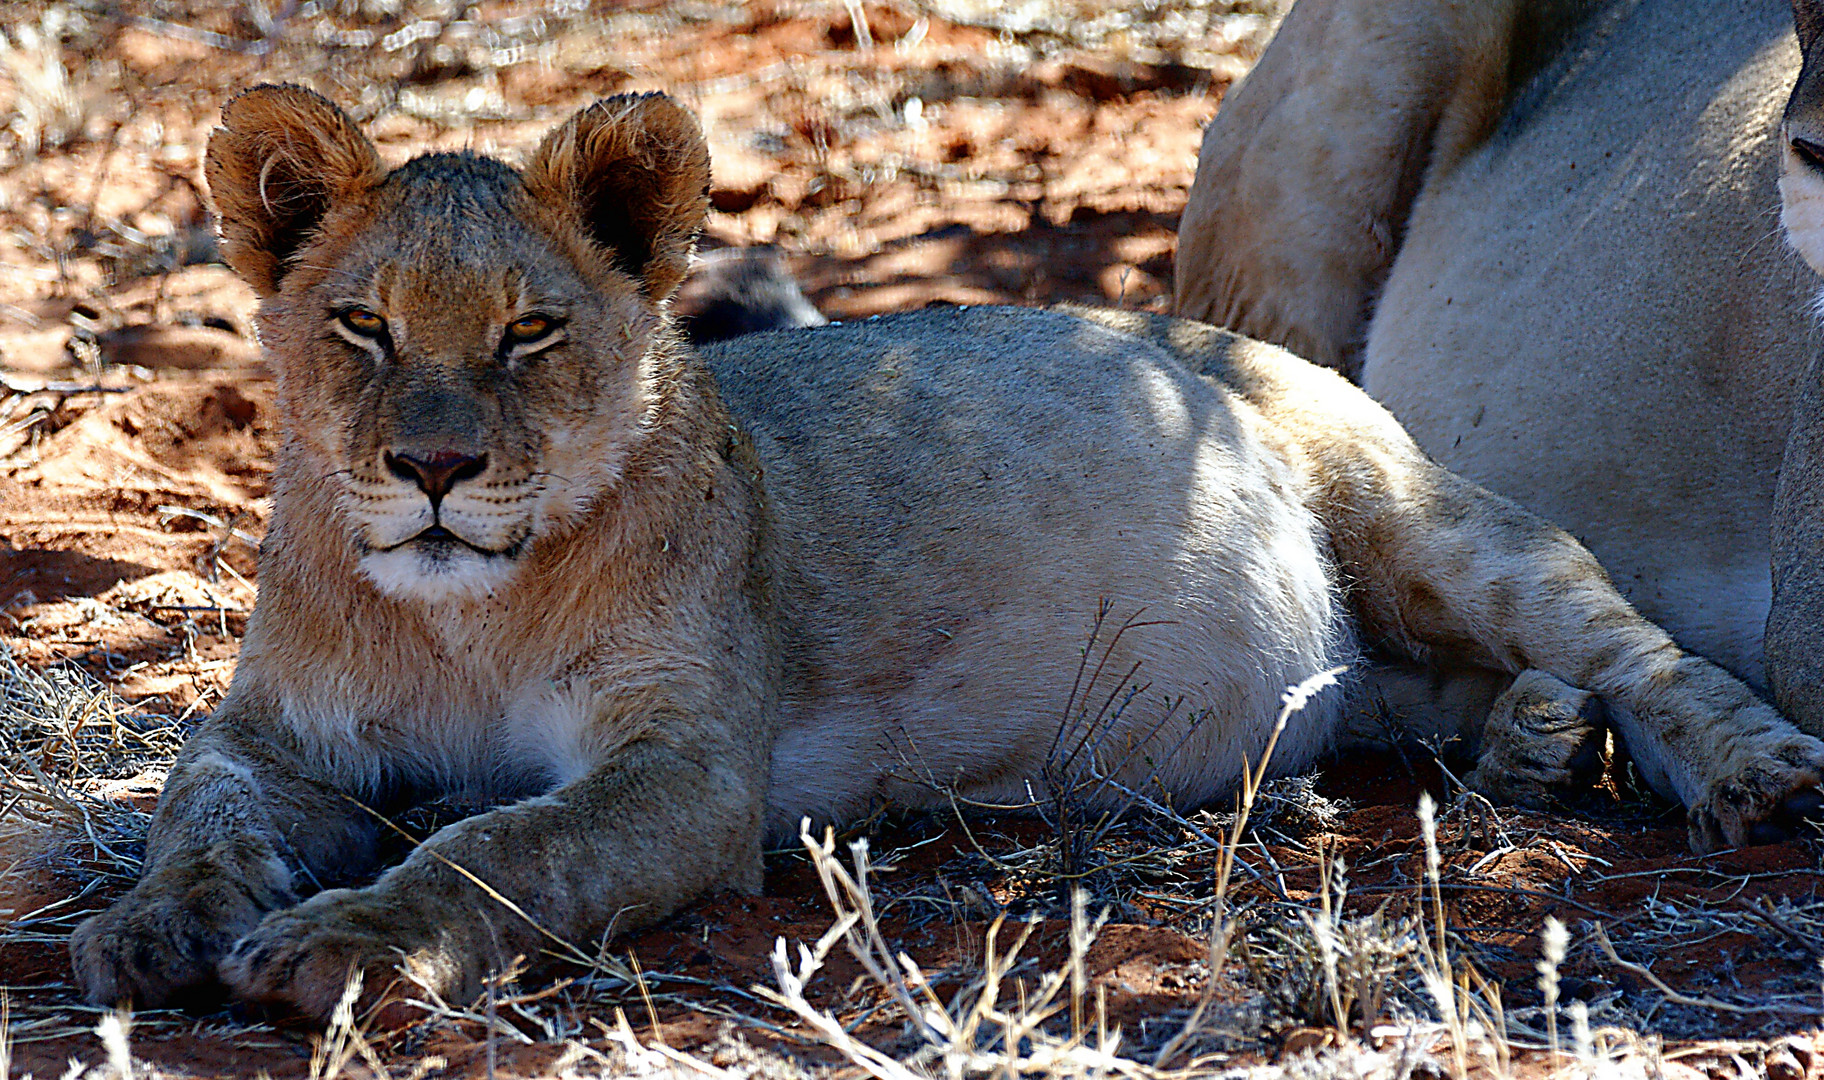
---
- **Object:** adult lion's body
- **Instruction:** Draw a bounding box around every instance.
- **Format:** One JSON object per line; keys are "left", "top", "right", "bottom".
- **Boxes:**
{"left": 68, "top": 86, "right": 1824, "bottom": 1022}
{"left": 1174, "top": 0, "right": 1818, "bottom": 692}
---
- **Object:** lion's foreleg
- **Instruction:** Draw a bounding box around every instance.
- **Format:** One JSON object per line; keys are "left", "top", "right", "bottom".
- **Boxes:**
{"left": 219, "top": 736, "right": 766, "bottom": 1022}
{"left": 69, "top": 709, "right": 382, "bottom": 1007}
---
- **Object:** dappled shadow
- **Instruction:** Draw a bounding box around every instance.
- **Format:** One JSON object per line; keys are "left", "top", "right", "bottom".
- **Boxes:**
{"left": 780, "top": 209, "right": 1181, "bottom": 319}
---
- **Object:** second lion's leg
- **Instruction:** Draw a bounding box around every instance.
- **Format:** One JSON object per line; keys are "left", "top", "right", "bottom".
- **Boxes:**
{"left": 1326, "top": 455, "right": 1824, "bottom": 851}
{"left": 1466, "top": 670, "right": 1606, "bottom": 807}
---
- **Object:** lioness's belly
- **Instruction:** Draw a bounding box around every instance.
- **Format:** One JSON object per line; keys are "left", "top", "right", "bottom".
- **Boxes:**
{"left": 1361, "top": 0, "right": 1813, "bottom": 685}
{"left": 702, "top": 307, "right": 1356, "bottom": 839}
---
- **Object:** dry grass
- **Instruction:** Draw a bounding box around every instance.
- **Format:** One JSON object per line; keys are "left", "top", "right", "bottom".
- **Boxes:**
{"left": 1, "top": 644, "right": 1817, "bottom": 1076}
{"left": 0, "top": 650, "right": 180, "bottom": 890}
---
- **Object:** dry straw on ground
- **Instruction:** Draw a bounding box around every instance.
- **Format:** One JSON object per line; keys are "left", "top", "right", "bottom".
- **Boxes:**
{"left": 4, "top": 643, "right": 1818, "bottom": 1077}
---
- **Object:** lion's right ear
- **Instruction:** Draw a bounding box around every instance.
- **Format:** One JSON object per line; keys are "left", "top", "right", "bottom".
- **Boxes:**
{"left": 204, "top": 84, "right": 384, "bottom": 297}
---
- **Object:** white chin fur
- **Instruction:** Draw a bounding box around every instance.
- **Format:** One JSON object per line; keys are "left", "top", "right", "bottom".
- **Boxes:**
{"left": 359, "top": 544, "right": 519, "bottom": 603}
{"left": 1778, "top": 161, "right": 1824, "bottom": 279}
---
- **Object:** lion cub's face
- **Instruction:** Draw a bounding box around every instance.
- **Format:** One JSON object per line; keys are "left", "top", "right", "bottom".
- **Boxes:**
{"left": 205, "top": 88, "right": 710, "bottom": 602}
{"left": 268, "top": 157, "right": 657, "bottom": 602}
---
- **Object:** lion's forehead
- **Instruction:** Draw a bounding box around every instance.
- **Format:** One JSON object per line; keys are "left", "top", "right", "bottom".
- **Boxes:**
{"left": 383, "top": 151, "right": 524, "bottom": 219}
{"left": 316, "top": 160, "right": 583, "bottom": 313}
{"left": 340, "top": 223, "right": 572, "bottom": 309}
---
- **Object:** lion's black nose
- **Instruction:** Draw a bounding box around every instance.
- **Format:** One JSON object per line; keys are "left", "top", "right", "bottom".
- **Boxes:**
{"left": 384, "top": 450, "right": 488, "bottom": 503}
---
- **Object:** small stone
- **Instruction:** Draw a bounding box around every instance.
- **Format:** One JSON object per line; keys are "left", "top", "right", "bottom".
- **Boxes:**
{"left": 1764, "top": 1047, "right": 1803, "bottom": 1080}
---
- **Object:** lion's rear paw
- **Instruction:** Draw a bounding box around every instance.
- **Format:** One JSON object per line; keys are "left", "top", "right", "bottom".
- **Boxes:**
{"left": 1465, "top": 670, "right": 1606, "bottom": 809}
{"left": 1689, "top": 738, "right": 1824, "bottom": 853}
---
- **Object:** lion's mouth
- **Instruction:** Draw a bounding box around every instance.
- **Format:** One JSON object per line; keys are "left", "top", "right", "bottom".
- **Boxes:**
{"left": 378, "top": 524, "right": 510, "bottom": 557}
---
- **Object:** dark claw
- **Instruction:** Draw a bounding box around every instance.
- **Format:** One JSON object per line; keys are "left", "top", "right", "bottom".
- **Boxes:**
{"left": 1748, "top": 820, "right": 1791, "bottom": 846}
{"left": 1781, "top": 788, "right": 1824, "bottom": 821}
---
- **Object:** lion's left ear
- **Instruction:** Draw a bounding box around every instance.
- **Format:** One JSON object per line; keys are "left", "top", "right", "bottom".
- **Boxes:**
{"left": 522, "top": 92, "right": 710, "bottom": 302}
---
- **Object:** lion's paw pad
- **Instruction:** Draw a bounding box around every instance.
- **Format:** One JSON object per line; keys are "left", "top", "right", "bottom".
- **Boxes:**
{"left": 1691, "top": 742, "right": 1824, "bottom": 852}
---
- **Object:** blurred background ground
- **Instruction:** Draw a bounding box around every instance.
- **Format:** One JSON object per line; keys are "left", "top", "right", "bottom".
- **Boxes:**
{"left": 2, "top": 2, "right": 1824, "bottom": 1078}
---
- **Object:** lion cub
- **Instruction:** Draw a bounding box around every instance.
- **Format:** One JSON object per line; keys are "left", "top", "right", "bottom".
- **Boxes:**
{"left": 70, "top": 86, "right": 1824, "bottom": 1020}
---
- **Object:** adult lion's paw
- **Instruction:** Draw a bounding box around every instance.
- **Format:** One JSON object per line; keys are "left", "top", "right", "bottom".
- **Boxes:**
{"left": 1688, "top": 736, "right": 1824, "bottom": 853}
{"left": 219, "top": 888, "right": 462, "bottom": 1024}
{"left": 71, "top": 865, "right": 280, "bottom": 1008}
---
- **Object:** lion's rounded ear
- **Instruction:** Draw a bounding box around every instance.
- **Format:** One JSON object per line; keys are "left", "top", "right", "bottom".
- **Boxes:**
{"left": 204, "top": 84, "right": 384, "bottom": 297}
{"left": 521, "top": 92, "right": 710, "bottom": 302}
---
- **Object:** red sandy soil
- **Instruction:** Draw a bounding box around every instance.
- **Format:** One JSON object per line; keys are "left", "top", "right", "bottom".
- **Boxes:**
{"left": 3, "top": 2, "right": 1823, "bottom": 1077}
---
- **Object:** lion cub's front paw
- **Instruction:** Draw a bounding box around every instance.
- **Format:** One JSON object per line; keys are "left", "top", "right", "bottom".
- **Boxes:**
{"left": 1465, "top": 670, "right": 1606, "bottom": 809}
{"left": 70, "top": 867, "right": 280, "bottom": 1008}
{"left": 220, "top": 888, "right": 467, "bottom": 1023}
{"left": 1688, "top": 736, "right": 1824, "bottom": 853}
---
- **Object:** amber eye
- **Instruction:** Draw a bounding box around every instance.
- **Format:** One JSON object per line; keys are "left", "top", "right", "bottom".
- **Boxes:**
{"left": 505, "top": 313, "right": 558, "bottom": 344}
{"left": 339, "top": 307, "right": 387, "bottom": 337}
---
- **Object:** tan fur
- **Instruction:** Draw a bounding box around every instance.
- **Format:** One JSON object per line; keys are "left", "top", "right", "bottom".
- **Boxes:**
{"left": 1174, "top": 0, "right": 1820, "bottom": 699}
{"left": 1171, "top": 0, "right": 1527, "bottom": 376}
{"left": 70, "top": 86, "right": 1824, "bottom": 1022}
{"left": 1771, "top": 0, "right": 1824, "bottom": 727}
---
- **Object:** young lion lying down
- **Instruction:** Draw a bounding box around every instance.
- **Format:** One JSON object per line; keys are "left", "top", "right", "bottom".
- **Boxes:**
{"left": 70, "top": 86, "right": 1824, "bottom": 1020}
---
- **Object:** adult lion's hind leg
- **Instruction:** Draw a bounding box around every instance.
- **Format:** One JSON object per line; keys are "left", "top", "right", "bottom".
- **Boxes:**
{"left": 1171, "top": 0, "right": 1519, "bottom": 375}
